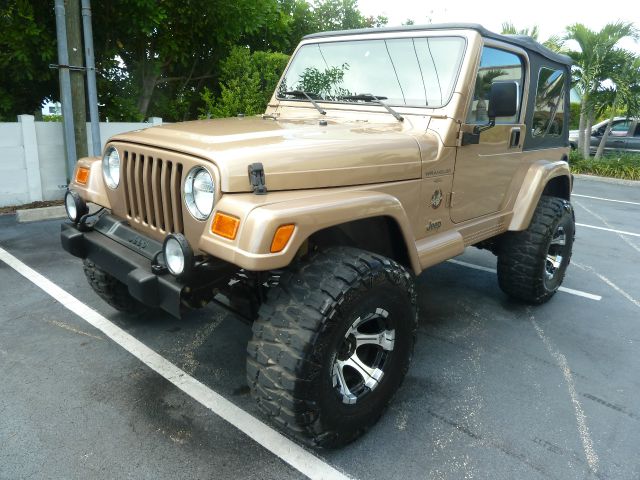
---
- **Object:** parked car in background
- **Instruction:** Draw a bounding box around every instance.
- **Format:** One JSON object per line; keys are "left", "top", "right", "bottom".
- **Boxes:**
{"left": 569, "top": 117, "right": 640, "bottom": 153}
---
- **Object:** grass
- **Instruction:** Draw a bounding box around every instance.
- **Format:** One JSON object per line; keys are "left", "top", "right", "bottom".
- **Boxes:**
{"left": 569, "top": 150, "right": 640, "bottom": 181}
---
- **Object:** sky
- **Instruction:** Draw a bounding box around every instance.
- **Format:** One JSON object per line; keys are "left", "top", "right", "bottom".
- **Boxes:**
{"left": 358, "top": 0, "right": 640, "bottom": 55}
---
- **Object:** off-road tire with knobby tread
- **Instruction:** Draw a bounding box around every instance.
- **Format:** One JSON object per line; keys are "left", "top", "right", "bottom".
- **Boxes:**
{"left": 247, "top": 247, "right": 418, "bottom": 448}
{"left": 497, "top": 195, "right": 575, "bottom": 304}
{"left": 83, "top": 259, "right": 147, "bottom": 314}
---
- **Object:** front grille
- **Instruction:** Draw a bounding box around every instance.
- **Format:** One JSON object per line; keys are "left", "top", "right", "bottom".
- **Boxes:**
{"left": 121, "top": 150, "right": 184, "bottom": 234}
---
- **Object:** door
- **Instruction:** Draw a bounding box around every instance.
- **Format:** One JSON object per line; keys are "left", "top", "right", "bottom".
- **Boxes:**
{"left": 607, "top": 119, "right": 633, "bottom": 151}
{"left": 451, "top": 45, "right": 525, "bottom": 223}
{"left": 626, "top": 122, "right": 640, "bottom": 152}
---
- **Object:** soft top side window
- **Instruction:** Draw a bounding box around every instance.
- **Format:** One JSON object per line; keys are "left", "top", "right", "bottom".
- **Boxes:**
{"left": 532, "top": 67, "right": 565, "bottom": 137}
{"left": 467, "top": 46, "right": 523, "bottom": 124}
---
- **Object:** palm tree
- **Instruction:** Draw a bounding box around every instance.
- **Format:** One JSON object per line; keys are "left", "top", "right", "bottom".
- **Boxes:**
{"left": 501, "top": 22, "right": 540, "bottom": 40}
{"left": 594, "top": 51, "right": 640, "bottom": 159}
{"left": 500, "top": 23, "right": 564, "bottom": 53}
{"left": 564, "top": 22, "right": 637, "bottom": 157}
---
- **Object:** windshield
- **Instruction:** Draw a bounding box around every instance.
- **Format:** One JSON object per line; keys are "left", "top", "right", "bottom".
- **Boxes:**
{"left": 277, "top": 36, "right": 466, "bottom": 108}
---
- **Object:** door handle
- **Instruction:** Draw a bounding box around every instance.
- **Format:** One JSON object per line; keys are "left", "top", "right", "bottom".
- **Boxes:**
{"left": 509, "top": 127, "right": 521, "bottom": 148}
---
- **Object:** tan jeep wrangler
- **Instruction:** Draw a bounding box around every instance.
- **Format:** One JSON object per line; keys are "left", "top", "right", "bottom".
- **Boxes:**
{"left": 61, "top": 23, "right": 574, "bottom": 447}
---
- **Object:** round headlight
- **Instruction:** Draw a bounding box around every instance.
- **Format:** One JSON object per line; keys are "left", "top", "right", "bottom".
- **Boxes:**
{"left": 184, "top": 167, "right": 215, "bottom": 220}
{"left": 64, "top": 190, "right": 88, "bottom": 223}
{"left": 162, "top": 233, "right": 193, "bottom": 278}
{"left": 102, "top": 146, "right": 120, "bottom": 189}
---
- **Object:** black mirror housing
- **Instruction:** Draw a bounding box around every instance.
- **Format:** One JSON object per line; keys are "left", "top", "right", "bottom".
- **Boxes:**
{"left": 488, "top": 82, "right": 518, "bottom": 119}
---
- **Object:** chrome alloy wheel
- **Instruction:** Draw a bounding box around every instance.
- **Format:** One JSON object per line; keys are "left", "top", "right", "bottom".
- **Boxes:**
{"left": 545, "top": 225, "right": 567, "bottom": 281}
{"left": 332, "top": 308, "right": 395, "bottom": 405}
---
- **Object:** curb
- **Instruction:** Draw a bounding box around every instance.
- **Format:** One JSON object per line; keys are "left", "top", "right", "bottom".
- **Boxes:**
{"left": 574, "top": 174, "right": 640, "bottom": 187}
{"left": 16, "top": 205, "right": 66, "bottom": 223}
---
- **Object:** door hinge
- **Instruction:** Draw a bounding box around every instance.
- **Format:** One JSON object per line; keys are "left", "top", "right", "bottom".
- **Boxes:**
{"left": 446, "top": 191, "right": 454, "bottom": 208}
{"left": 457, "top": 128, "right": 480, "bottom": 147}
{"left": 460, "top": 131, "right": 480, "bottom": 146}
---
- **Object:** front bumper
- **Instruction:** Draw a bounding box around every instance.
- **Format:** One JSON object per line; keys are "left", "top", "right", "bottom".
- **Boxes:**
{"left": 61, "top": 214, "right": 185, "bottom": 317}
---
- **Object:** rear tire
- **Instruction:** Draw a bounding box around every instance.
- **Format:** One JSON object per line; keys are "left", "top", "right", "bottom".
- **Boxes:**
{"left": 497, "top": 195, "right": 575, "bottom": 304}
{"left": 83, "top": 259, "right": 147, "bottom": 314}
{"left": 247, "top": 247, "right": 417, "bottom": 447}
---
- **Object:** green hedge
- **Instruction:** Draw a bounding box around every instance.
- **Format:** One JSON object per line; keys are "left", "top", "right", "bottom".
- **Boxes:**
{"left": 569, "top": 150, "right": 640, "bottom": 180}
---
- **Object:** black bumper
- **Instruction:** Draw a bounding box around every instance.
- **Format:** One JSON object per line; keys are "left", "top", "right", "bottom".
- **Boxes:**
{"left": 61, "top": 216, "right": 184, "bottom": 318}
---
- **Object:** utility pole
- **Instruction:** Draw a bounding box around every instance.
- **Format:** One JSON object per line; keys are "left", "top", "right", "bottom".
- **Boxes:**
{"left": 65, "top": 0, "right": 88, "bottom": 160}
{"left": 81, "top": 0, "right": 101, "bottom": 157}
{"left": 54, "top": 0, "right": 76, "bottom": 181}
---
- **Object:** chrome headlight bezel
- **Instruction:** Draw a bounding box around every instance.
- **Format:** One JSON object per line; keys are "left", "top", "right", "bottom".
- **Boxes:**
{"left": 162, "top": 233, "right": 194, "bottom": 278}
{"left": 64, "top": 190, "right": 88, "bottom": 223}
{"left": 184, "top": 166, "right": 215, "bottom": 220}
{"left": 102, "top": 146, "right": 121, "bottom": 189}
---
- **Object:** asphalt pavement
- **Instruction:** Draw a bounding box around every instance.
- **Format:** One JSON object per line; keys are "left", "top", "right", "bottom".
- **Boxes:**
{"left": 1, "top": 176, "right": 639, "bottom": 480}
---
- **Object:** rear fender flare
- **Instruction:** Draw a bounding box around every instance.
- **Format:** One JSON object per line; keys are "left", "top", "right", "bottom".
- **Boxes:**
{"left": 509, "top": 160, "right": 572, "bottom": 231}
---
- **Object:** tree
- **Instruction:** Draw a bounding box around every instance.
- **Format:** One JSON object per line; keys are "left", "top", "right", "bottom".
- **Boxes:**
{"left": 501, "top": 22, "right": 540, "bottom": 40}
{"left": 91, "top": 0, "right": 283, "bottom": 120}
{"left": 564, "top": 22, "right": 637, "bottom": 157}
{"left": 500, "top": 22, "right": 565, "bottom": 53}
{"left": 594, "top": 51, "right": 640, "bottom": 159}
{"left": 311, "top": 0, "right": 386, "bottom": 31}
{"left": 0, "top": 1, "right": 57, "bottom": 120}
{"left": 200, "top": 47, "right": 289, "bottom": 118}
{"left": 243, "top": 0, "right": 388, "bottom": 55}
{"left": 0, "top": 0, "right": 390, "bottom": 123}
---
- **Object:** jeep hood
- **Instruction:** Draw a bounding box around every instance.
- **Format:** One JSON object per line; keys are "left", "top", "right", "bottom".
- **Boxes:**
{"left": 110, "top": 116, "right": 423, "bottom": 192}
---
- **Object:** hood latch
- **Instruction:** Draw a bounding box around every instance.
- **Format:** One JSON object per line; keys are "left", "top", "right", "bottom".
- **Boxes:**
{"left": 248, "top": 163, "right": 268, "bottom": 195}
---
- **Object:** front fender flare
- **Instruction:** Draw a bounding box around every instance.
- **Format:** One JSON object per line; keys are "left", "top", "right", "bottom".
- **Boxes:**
{"left": 199, "top": 190, "right": 420, "bottom": 273}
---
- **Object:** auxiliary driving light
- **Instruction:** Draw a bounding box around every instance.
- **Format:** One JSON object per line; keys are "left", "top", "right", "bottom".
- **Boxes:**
{"left": 64, "top": 190, "right": 88, "bottom": 223}
{"left": 162, "top": 233, "right": 194, "bottom": 278}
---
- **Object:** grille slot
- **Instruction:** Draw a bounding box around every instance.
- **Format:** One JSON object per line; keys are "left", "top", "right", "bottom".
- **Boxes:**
{"left": 122, "top": 151, "right": 184, "bottom": 234}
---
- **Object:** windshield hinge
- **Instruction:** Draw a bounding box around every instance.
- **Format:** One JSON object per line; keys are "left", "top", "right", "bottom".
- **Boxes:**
{"left": 248, "top": 163, "right": 268, "bottom": 195}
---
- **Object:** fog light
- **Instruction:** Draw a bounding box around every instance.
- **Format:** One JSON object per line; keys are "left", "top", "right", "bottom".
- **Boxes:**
{"left": 163, "top": 233, "right": 193, "bottom": 278}
{"left": 65, "top": 190, "right": 88, "bottom": 223}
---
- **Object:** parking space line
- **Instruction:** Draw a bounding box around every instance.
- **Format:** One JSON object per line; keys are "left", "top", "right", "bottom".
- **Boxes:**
{"left": 447, "top": 259, "right": 602, "bottom": 301}
{"left": 530, "top": 316, "right": 599, "bottom": 473}
{"left": 573, "top": 194, "right": 640, "bottom": 206}
{"left": 593, "top": 272, "right": 640, "bottom": 310}
{"left": 576, "top": 223, "right": 640, "bottom": 238}
{"left": 0, "top": 246, "right": 351, "bottom": 480}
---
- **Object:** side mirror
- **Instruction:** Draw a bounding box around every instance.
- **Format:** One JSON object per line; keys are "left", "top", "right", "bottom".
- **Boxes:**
{"left": 462, "top": 81, "right": 519, "bottom": 145}
{"left": 488, "top": 81, "right": 518, "bottom": 119}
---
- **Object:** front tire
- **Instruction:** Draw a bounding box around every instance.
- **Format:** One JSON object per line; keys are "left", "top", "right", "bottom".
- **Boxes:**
{"left": 83, "top": 259, "right": 147, "bottom": 314}
{"left": 497, "top": 195, "right": 575, "bottom": 304}
{"left": 247, "top": 247, "right": 417, "bottom": 447}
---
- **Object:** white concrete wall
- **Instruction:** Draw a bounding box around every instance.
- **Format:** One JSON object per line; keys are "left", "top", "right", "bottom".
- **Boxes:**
{"left": 0, "top": 116, "right": 162, "bottom": 207}
{"left": 0, "top": 122, "right": 28, "bottom": 206}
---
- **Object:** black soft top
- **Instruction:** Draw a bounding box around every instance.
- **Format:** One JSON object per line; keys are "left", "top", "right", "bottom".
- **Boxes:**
{"left": 303, "top": 23, "right": 572, "bottom": 66}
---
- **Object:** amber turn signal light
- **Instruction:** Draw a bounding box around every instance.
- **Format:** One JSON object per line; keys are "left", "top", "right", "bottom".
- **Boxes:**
{"left": 211, "top": 212, "right": 240, "bottom": 240}
{"left": 75, "top": 167, "right": 90, "bottom": 185}
{"left": 270, "top": 224, "right": 295, "bottom": 253}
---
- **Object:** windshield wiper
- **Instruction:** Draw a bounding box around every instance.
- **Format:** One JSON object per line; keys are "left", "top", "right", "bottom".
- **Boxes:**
{"left": 282, "top": 90, "right": 326, "bottom": 115}
{"left": 340, "top": 94, "right": 404, "bottom": 122}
